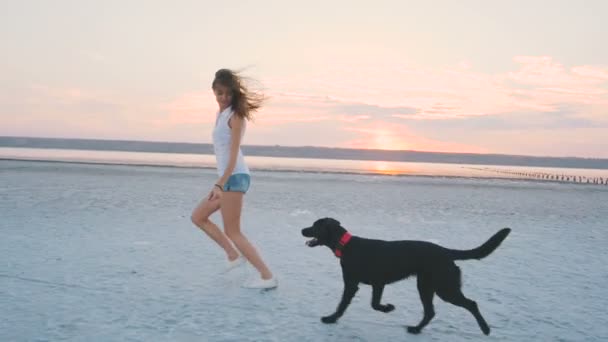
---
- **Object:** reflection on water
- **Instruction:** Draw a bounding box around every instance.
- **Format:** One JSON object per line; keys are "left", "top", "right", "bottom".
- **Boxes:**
{"left": 369, "top": 161, "right": 405, "bottom": 175}
{"left": 1, "top": 147, "right": 607, "bottom": 184}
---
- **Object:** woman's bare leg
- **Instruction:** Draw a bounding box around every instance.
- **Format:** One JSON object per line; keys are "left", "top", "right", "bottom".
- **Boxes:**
{"left": 191, "top": 196, "right": 239, "bottom": 261}
{"left": 220, "top": 191, "right": 273, "bottom": 279}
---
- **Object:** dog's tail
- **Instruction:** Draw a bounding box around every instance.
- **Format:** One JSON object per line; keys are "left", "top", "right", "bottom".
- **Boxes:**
{"left": 449, "top": 228, "right": 511, "bottom": 261}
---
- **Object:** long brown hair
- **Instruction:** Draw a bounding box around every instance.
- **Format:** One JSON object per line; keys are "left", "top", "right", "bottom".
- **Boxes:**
{"left": 212, "top": 68, "right": 265, "bottom": 121}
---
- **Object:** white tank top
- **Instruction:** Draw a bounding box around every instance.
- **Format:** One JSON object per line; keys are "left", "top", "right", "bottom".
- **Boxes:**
{"left": 212, "top": 106, "right": 250, "bottom": 176}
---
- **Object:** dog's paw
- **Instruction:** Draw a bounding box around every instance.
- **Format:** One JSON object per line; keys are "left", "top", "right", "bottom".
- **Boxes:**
{"left": 372, "top": 303, "right": 395, "bottom": 313}
{"left": 321, "top": 315, "right": 338, "bottom": 324}
{"left": 381, "top": 304, "right": 395, "bottom": 313}
{"left": 407, "top": 326, "right": 421, "bottom": 334}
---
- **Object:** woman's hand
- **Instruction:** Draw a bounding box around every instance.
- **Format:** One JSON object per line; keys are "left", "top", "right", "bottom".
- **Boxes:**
{"left": 208, "top": 184, "right": 223, "bottom": 201}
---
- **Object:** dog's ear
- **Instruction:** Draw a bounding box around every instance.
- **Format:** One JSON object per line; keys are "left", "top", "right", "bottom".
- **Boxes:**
{"left": 320, "top": 218, "right": 345, "bottom": 244}
{"left": 325, "top": 217, "right": 341, "bottom": 227}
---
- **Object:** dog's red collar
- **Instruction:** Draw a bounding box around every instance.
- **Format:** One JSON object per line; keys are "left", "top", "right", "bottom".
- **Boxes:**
{"left": 334, "top": 232, "right": 352, "bottom": 258}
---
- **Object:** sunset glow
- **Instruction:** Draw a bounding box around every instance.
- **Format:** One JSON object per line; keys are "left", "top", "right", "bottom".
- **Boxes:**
{"left": 1, "top": 1, "right": 607, "bottom": 157}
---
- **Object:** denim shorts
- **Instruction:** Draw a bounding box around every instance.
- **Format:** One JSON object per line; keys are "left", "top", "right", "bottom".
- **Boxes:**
{"left": 222, "top": 173, "right": 251, "bottom": 193}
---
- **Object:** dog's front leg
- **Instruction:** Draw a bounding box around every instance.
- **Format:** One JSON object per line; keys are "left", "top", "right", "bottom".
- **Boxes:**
{"left": 321, "top": 280, "right": 359, "bottom": 324}
{"left": 371, "top": 284, "right": 395, "bottom": 313}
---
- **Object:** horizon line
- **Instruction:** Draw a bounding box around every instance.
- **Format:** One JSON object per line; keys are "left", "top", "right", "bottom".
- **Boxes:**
{"left": 0, "top": 135, "right": 606, "bottom": 161}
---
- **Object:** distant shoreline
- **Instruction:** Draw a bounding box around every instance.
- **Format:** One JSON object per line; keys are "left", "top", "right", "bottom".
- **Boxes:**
{"left": 1, "top": 136, "right": 607, "bottom": 170}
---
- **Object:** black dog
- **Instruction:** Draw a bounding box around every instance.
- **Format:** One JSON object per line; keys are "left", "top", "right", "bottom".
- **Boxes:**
{"left": 301, "top": 217, "right": 511, "bottom": 335}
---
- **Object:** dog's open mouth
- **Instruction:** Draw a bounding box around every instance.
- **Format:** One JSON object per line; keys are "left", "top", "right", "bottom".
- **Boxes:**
{"left": 306, "top": 238, "right": 319, "bottom": 247}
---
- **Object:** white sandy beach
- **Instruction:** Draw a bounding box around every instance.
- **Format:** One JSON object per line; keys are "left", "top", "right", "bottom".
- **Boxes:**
{"left": 1, "top": 160, "right": 607, "bottom": 341}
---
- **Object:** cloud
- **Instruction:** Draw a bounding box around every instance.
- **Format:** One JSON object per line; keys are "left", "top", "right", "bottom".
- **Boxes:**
{"left": 250, "top": 57, "right": 607, "bottom": 155}
{"left": 0, "top": 84, "right": 177, "bottom": 140}
{"left": 162, "top": 91, "right": 217, "bottom": 125}
{"left": 262, "top": 56, "right": 608, "bottom": 122}
{"left": 414, "top": 107, "right": 602, "bottom": 132}
{"left": 509, "top": 56, "right": 607, "bottom": 88}
{"left": 508, "top": 57, "right": 608, "bottom": 104}
{"left": 331, "top": 103, "right": 418, "bottom": 117}
{"left": 336, "top": 114, "right": 370, "bottom": 123}
{"left": 10, "top": 85, "right": 123, "bottom": 117}
{"left": 167, "top": 56, "right": 607, "bottom": 128}
{"left": 571, "top": 65, "right": 608, "bottom": 80}
{"left": 341, "top": 121, "right": 486, "bottom": 153}
{"left": 256, "top": 92, "right": 419, "bottom": 124}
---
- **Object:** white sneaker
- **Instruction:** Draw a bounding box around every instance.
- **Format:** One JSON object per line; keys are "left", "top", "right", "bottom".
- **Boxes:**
{"left": 221, "top": 255, "right": 246, "bottom": 273}
{"left": 242, "top": 276, "right": 278, "bottom": 289}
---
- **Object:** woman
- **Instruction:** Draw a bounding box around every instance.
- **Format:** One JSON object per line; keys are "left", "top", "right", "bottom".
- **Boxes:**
{"left": 191, "top": 68, "right": 277, "bottom": 289}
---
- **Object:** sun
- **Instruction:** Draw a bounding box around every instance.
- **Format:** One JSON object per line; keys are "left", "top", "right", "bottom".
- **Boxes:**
{"left": 371, "top": 130, "right": 410, "bottom": 151}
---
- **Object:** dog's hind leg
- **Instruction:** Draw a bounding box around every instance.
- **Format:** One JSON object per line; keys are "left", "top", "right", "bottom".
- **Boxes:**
{"left": 407, "top": 275, "right": 435, "bottom": 334}
{"left": 371, "top": 284, "right": 395, "bottom": 313}
{"left": 321, "top": 280, "right": 359, "bottom": 324}
{"left": 435, "top": 267, "right": 490, "bottom": 335}
{"left": 437, "top": 288, "right": 490, "bottom": 335}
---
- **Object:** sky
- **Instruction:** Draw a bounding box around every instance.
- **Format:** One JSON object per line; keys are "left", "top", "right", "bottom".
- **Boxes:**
{"left": 1, "top": 0, "right": 607, "bottom": 158}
